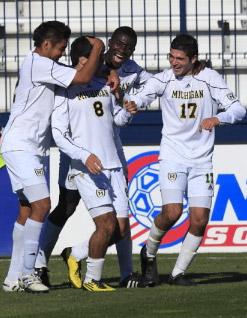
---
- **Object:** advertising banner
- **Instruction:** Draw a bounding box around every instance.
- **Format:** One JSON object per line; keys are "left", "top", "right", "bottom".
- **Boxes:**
{"left": 1, "top": 145, "right": 246, "bottom": 256}
{"left": 52, "top": 145, "right": 247, "bottom": 254}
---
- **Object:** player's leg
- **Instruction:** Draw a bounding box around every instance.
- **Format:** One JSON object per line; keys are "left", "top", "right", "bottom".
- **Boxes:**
{"left": 2, "top": 200, "right": 30, "bottom": 292}
{"left": 35, "top": 153, "right": 80, "bottom": 283}
{"left": 109, "top": 168, "right": 140, "bottom": 287}
{"left": 3, "top": 151, "right": 51, "bottom": 293}
{"left": 140, "top": 160, "right": 187, "bottom": 286}
{"left": 169, "top": 166, "right": 213, "bottom": 286}
{"left": 35, "top": 186, "right": 81, "bottom": 284}
{"left": 75, "top": 170, "right": 117, "bottom": 291}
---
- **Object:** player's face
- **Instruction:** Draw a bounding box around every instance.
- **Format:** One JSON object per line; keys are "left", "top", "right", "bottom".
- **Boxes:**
{"left": 169, "top": 48, "right": 197, "bottom": 77}
{"left": 45, "top": 39, "right": 68, "bottom": 61}
{"left": 106, "top": 34, "right": 136, "bottom": 68}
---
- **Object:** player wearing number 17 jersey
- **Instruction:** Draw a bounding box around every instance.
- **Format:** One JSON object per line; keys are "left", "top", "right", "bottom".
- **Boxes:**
{"left": 127, "top": 33, "right": 246, "bottom": 286}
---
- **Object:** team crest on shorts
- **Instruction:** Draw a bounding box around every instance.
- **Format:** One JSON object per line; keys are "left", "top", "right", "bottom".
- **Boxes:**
{"left": 227, "top": 93, "right": 236, "bottom": 101}
{"left": 67, "top": 174, "right": 74, "bottom": 182}
{"left": 96, "top": 189, "right": 105, "bottom": 198}
{"left": 168, "top": 172, "right": 177, "bottom": 182}
{"left": 34, "top": 168, "right": 44, "bottom": 176}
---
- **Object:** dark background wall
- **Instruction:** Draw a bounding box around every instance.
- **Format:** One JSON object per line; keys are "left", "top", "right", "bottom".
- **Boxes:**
{"left": 1, "top": 111, "right": 247, "bottom": 145}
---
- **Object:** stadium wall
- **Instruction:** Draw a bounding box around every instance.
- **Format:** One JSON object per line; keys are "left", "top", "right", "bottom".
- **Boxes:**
{"left": 0, "top": 112, "right": 247, "bottom": 256}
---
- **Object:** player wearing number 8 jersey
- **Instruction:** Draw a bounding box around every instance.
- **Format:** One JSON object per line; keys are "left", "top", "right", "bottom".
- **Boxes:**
{"left": 35, "top": 27, "right": 151, "bottom": 289}
{"left": 127, "top": 33, "right": 246, "bottom": 286}
{"left": 51, "top": 36, "right": 137, "bottom": 291}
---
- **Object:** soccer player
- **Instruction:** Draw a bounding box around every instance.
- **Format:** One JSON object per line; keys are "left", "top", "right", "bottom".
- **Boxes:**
{"left": 51, "top": 35, "right": 137, "bottom": 291}
{"left": 34, "top": 26, "right": 151, "bottom": 288}
{"left": 0, "top": 20, "right": 118, "bottom": 293}
{"left": 126, "top": 33, "right": 246, "bottom": 286}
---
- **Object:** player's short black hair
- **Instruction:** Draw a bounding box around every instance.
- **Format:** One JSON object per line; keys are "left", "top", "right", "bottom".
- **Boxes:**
{"left": 33, "top": 21, "right": 71, "bottom": 47}
{"left": 111, "top": 26, "right": 137, "bottom": 47}
{"left": 171, "top": 34, "right": 198, "bottom": 59}
{"left": 70, "top": 36, "right": 92, "bottom": 66}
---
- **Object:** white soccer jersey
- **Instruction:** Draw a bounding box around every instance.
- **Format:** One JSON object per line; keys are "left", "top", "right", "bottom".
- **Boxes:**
{"left": 1, "top": 51, "right": 76, "bottom": 156}
{"left": 52, "top": 77, "right": 132, "bottom": 169}
{"left": 130, "top": 67, "right": 246, "bottom": 166}
{"left": 114, "top": 59, "right": 152, "bottom": 168}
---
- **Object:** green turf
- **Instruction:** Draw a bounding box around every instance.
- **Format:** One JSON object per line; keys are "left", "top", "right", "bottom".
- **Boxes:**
{"left": 0, "top": 254, "right": 247, "bottom": 318}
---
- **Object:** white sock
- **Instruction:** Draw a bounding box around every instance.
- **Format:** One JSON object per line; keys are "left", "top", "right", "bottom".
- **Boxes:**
{"left": 71, "top": 240, "right": 89, "bottom": 262}
{"left": 84, "top": 257, "right": 105, "bottom": 283}
{"left": 35, "top": 219, "right": 62, "bottom": 268}
{"left": 5, "top": 222, "right": 24, "bottom": 282}
{"left": 116, "top": 234, "right": 133, "bottom": 281}
{"left": 172, "top": 232, "right": 203, "bottom": 277}
{"left": 146, "top": 222, "right": 166, "bottom": 257}
{"left": 22, "top": 218, "right": 43, "bottom": 276}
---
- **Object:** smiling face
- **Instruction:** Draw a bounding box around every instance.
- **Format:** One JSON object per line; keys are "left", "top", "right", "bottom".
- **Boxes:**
{"left": 169, "top": 48, "right": 197, "bottom": 77}
{"left": 105, "top": 33, "right": 136, "bottom": 69}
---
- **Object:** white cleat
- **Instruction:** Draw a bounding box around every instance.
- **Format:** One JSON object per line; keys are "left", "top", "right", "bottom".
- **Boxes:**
{"left": 2, "top": 279, "right": 24, "bottom": 292}
{"left": 20, "top": 274, "right": 49, "bottom": 293}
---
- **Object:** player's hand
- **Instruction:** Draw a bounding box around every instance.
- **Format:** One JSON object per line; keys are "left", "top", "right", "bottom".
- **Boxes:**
{"left": 200, "top": 117, "right": 220, "bottom": 132}
{"left": 124, "top": 100, "right": 138, "bottom": 114}
{"left": 86, "top": 36, "right": 105, "bottom": 51}
{"left": 85, "top": 154, "right": 103, "bottom": 174}
{"left": 107, "top": 69, "right": 120, "bottom": 94}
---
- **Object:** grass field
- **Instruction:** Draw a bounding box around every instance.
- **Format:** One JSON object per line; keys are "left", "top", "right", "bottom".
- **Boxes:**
{"left": 0, "top": 253, "right": 247, "bottom": 318}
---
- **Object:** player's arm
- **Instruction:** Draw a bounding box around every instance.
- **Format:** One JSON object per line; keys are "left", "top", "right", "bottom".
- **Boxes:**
{"left": 84, "top": 154, "right": 103, "bottom": 174}
{"left": 126, "top": 73, "right": 164, "bottom": 110}
{"left": 112, "top": 95, "right": 137, "bottom": 127}
{"left": 200, "top": 117, "right": 220, "bottom": 131}
{"left": 133, "top": 68, "right": 153, "bottom": 90}
{"left": 71, "top": 37, "right": 105, "bottom": 85}
{"left": 208, "top": 70, "right": 246, "bottom": 124}
{"left": 106, "top": 69, "right": 120, "bottom": 93}
{"left": 52, "top": 89, "right": 91, "bottom": 163}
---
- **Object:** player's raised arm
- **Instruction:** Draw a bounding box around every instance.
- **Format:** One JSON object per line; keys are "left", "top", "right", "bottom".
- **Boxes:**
{"left": 72, "top": 37, "right": 105, "bottom": 84}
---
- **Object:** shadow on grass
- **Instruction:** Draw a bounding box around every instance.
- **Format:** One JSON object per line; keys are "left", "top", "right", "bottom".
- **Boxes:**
{"left": 49, "top": 272, "right": 247, "bottom": 290}
{"left": 50, "top": 281, "right": 72, "bottom": 290}
{"left": 159, "top": 272, "right": 247, "bottom": 285}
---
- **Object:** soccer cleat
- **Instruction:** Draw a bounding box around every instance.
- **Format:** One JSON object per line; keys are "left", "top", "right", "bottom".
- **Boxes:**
{"left": 2, "top": 279, "right": 24, "bottom": 292}
{"left": 82, "top": 279, "right": 115, "bottom": 292}
{"left": 61, "top": 248, "right": 82, "bottom": 289}
{"left": 34, "top": 267, "right": 51, "bottom": 287}
{"left": 167, "top": 273, "right": 197, "bottom": 286}
{"left": 67, "top": 255, "right": 82, "bottom": 289}
{"left": 140, "top": 245, "right": 159, "bottom": 287}
{"left": 20, "top": 273, "right": 49, "bottom": 293}
{"left": 61, "top": 247, "right": 72, "bottom": 264}
{"left": 119, "top": 272, "right": 144, "bottom": 288}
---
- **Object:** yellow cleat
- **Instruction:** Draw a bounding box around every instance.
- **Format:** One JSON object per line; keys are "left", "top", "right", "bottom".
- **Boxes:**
{"left": 82, "top": 280, "right": 115, "bottom": 292}
{"left": 67, "top": 255, "right": 82, "bottom": 289}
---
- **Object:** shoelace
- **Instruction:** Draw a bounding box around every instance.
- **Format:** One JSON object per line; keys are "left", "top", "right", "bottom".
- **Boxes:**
{"left": 23, "top": 274, "right": 42, "bottom": 286}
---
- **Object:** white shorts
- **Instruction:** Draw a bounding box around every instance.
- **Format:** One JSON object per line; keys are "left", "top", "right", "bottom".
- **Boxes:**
{"left": 3, "top": 151, "right": 50, "bottom": 202}
{"left": 159, "top": 160, "right": 214, "bottom": 207}
{"left": 73, "top": 167, "right": 128, "bottom": 219}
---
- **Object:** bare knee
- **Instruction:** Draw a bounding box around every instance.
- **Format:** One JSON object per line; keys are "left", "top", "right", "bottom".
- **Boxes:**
{"left": 155, "top": 203, "right": 183, "bottom": 230}
{"left": 189, "top": 208, "right": 209, "bottom": 236}
{"left": 117, "top": 217, "right": 130, "bottom": 238}
{"left": 95, "top": 212, "right": 117, "bottom": 238}
{"left": 30, "top": 197, "right": 51, "bottom": 222}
